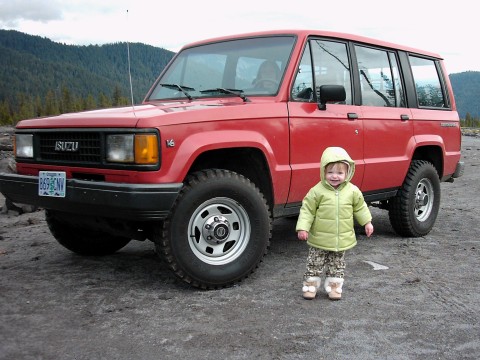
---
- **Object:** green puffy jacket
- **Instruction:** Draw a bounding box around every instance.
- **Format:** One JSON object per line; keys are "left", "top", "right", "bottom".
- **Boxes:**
{"left": 295, "top": 147, "right": 372, "bottom": 251}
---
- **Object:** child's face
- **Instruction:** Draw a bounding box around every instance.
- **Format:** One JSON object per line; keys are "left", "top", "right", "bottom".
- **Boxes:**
{"left": 325, "top": 162, "right": 348, "bottom": 188}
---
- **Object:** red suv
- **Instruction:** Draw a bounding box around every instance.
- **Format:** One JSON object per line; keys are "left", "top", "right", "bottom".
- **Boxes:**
{"left": 0, "top": 30, "right": 464, "bottom": 288}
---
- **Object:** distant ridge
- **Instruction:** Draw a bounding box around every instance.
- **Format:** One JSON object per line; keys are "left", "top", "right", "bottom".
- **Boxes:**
{"left": 449, "top": 71, "right": 480, "bottom": 119}
{"left": 0, "top": 29, "right": 175, "bottom": 105}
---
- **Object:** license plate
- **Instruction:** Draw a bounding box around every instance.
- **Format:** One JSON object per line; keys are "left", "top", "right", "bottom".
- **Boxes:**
{"left": 39, "top": 171, "right": 66, "bottom": 198}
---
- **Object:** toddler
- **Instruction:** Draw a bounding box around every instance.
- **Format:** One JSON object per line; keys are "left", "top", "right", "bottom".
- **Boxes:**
{"left": 296, "top": 147, "right": 373, "bottom": 300}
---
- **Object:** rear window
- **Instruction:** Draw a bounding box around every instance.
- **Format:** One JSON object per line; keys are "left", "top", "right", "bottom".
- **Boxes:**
{"left": 409, "top": 56, "right": 447, "bottom": 108}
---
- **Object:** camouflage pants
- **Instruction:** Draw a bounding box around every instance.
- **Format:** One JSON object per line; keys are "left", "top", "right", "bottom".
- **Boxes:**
{"left": 304, "top": 246, "right": 346, "bottom": 280}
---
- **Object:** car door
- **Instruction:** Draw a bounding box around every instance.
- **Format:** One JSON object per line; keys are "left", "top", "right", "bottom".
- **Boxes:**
{"left": 287, "top": 38, "right": 364, "bottom": 205}
{"left": 354, "top": 45, "right": 414, "bottom": 193}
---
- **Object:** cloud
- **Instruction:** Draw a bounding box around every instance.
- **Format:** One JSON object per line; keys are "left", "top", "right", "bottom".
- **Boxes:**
{"left": 0, "top": 0, "right": 63, "bottom": 26}
{"left": 0, "top": 0, "right": 477, "bottom": 73}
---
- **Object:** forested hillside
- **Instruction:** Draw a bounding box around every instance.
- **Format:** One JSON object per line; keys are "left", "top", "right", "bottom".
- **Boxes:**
{"left": 0, "top": 30, "right": 479, "bottom": 126}
{"left": 0, "top": 30, "right": 174, "bottom": 124}
{"left": 449, "top": 71, "right": 480, "bottom": 120}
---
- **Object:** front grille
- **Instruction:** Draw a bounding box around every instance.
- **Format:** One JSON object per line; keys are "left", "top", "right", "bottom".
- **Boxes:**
{"left": 15, "top": 128, "right": 160, "bottom": 171}
{"left": 39, "top": 132, "right": 102, "bottom": 164}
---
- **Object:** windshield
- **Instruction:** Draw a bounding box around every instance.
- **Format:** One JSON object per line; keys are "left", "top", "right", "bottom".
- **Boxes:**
{"left": 146, "top": 36, "right": 296, "bottom": 101}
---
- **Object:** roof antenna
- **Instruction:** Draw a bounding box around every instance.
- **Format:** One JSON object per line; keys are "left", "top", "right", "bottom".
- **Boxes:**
{"left": 126, "top": 10, "right": 136, "bottom": 115}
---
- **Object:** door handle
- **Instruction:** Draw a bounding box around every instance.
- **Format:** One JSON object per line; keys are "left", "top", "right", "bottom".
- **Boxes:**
{"left": 347, "top": 113, "right": 358, "bottom": 120}
{"left": 401, "top": 114, "right": 409, "bottom": 121}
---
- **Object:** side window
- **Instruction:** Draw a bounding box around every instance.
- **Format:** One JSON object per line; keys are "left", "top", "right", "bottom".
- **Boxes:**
{"left": 291, "top": 44, "right": 314, "bottom": 101}
{"left": 291, "top": 39, "right": 352, "bottom": 104}
{"left": 311, "top": 40, "right": 352, "bottom": 105}
{"left": 409, "top": 56, "right": 447, "bottom": 108}
{"left": 355, "top": 45, "right": 405, "bottom": 107}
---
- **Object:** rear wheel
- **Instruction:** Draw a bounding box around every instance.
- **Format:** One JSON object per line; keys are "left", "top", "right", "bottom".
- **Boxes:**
{"left": 45, "top": 210, "right": 131, "bottom": 256}
{"left": 155, "top": 169, "right": 272, "bottom": 289}
{"left": 389, "top": 160, "right": 441, "bottom": 237}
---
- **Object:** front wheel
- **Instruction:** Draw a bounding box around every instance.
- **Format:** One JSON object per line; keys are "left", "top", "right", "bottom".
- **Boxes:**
{"left": 388, "top": 160, "right": 441, "bottom": 237}
{"left": 155, "top": 169, "right": 272, "bottom": 289}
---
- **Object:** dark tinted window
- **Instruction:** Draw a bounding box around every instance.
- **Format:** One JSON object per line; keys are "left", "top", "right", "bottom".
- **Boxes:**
{"left": 409, "top": 56, "right": 446, "bottom": 108}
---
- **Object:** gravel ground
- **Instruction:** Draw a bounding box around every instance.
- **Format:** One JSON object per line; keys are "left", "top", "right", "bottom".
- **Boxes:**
{"left": 0, "top": 135, "right": 479, "bottom": 360}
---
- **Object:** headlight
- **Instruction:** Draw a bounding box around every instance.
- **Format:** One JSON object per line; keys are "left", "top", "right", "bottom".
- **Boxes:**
{"left": 107, "top": 134, "right": 158, "bottom": 164}
{"left": 15, "top": 134, "right": 34, "bottom": 158}
{"left": 107, "top": 134, "right": 135, "bottom": 163}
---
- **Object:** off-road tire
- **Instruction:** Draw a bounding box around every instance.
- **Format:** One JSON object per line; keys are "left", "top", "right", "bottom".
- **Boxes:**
{"left": 389, "top": 160, "right": 441, "bottom": 237}
{"left": 154, "top": 169, "right": 272, "bottom": 289}
{"left": 45, "top": 210, "right": 131, "bottom": 256}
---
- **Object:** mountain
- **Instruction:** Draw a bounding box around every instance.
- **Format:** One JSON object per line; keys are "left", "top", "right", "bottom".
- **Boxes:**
{"left": 0, "top": 30, "right": 479, "bottom": 121}
{"left": 449, "top": 71, "right": 480, "bottom": 119}
{"left": 0, "top": 29, "right": 174, "bottom": 106}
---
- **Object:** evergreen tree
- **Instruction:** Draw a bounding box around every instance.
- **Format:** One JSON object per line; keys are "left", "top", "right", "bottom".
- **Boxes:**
{"left": 0, "top": 100, "right": 13, "bottom": 125}
{"left": 112, "top": 85, "right": 130, "bottom": 106}
{"left": 34, "top": 95, "right": 43, "bottom": 117}
{"left": 112, "top": 85, "right": 122, "bottom": 106}
{"left": 473, "top": 115, "right": 480, "bottom": 128}
{"left": 73, "top": 94, "right": 84, "bottom": 112}
{"left": 44, "top": 90, "right": 60, "bottom": 115}
{"left": 61, "top": 86, "right": 74, "bottom": 113}
{"left": 84, "top": 94, "right": 97, "bottom": 110}
{"left": 98, "top": 92, "right": 112, "bottom": 108}
{"left": 15, "top": 93, "right": 35, "bottom": 121}
{"left": 465, "top": 112, "right": 472, "bottom": 127}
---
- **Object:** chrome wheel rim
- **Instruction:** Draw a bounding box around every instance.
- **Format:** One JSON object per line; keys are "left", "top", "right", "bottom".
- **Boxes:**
{"left": 414, "top": 178, "right": 434, "bottom": 222}
{"left": 188, "top": 197, "right": 251, "bottom": 265}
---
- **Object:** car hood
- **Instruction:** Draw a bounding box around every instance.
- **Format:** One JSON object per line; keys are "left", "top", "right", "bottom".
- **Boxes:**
{"left": 15, "top": 99, "right": 255, "bottom": 129}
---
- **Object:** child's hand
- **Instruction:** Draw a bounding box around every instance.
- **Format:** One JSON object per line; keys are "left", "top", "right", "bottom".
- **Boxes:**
{"left": 365, "top": 222, "right": 374, "bottom": 237}
{"left": 297, "top": 230, "right": 309, "bottom": 241}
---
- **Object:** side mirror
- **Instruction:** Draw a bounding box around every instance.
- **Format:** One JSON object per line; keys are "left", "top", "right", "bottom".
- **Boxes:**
{"left": 318, "top": 85, "right": 346, "bottom": 110}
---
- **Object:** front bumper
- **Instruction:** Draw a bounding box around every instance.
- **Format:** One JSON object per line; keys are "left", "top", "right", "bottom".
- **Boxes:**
{"left": 0, "top": 173, "right": 182, "bottom": 221}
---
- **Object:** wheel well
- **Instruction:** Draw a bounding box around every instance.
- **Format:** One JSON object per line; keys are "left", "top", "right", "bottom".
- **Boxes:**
{"left": 412, "top": 145, "right": 443, "bottom": 177}
{"left": 188, "top": 148, "right": 274, "bottom": 208}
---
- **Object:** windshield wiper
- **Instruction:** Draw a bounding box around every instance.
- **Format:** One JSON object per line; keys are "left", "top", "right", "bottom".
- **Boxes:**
{"left": 159, "top": 83, "right": 195, "bottom": 100}
{"left": 200, "top": 88, "right": 250, "bottom": 102}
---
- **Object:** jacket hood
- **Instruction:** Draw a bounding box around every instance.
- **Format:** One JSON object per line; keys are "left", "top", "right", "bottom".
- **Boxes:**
{"left": 320, "top": 147, "right": 355, "bottom": 186}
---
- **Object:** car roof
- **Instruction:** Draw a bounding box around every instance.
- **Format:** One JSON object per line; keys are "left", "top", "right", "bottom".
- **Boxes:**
{"left": 182, "top": 29, "right": 442, "bottom": 59}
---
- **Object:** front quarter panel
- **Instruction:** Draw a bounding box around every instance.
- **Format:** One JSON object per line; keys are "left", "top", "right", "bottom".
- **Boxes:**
{"left": 147, "top": 103, "right": 292, "bottom": 204}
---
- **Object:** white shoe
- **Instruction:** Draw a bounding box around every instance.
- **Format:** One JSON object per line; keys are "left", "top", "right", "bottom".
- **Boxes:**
{"left": 302, "top": 277, "right": 321, "bottom": 300}
{"left": 325, "top": 277, "right": 344, "bottom": 300}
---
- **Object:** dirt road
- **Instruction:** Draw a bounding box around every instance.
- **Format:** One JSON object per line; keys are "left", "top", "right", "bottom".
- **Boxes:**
{"left": 1, "top": 136, "right": 479, "bottom": 360}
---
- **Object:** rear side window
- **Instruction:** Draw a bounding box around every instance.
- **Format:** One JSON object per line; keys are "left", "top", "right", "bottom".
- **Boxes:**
{"left": 409, "top": 56, "right": 447, "bottom": 108}
{"left": 355, "top": 45, "right": 405, "bottom": 107}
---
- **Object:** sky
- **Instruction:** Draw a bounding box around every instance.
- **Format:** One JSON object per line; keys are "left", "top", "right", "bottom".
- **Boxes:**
{"left": 0, "top": 0, "right": 476, "bottom": 74}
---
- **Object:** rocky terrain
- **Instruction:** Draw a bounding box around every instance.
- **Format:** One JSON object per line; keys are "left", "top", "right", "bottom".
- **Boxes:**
{"left": 1, "top": 127, "right": 479, "bottom": 359}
